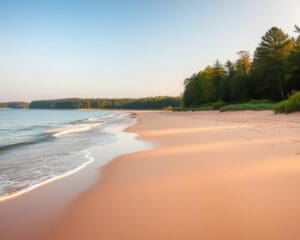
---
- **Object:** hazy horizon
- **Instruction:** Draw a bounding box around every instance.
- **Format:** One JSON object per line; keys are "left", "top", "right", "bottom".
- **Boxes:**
{"left": 1, "top": 0, "right": 300, "bottom": 102}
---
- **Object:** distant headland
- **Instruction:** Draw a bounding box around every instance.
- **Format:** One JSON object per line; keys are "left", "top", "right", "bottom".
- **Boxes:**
{"left": 0, "top": 102, "right": 30, "bottom": 109}
{"left": 0, "top": 97, "right": 181, "bottom": 110}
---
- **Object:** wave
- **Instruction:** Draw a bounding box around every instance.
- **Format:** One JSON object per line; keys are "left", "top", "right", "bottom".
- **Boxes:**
{"left": 0, "top": 111, "right": 135, "bottom": 204}
{"left": 0, "top": 141, "right": 36, "bottom": 152}
{"left": 0, "top": 119, "right": 106, "bottom": 153}
{"left": 0, "top": 110, "right": 128, "bottom": 203}
{"left": 19, "top": 125, "right": 50, "bottom": 131}
{"left": 0, "top": 150, "right": 95, "bottom": 203}
{"left": 88, "top": 117, "right": 101, "bottom": 121}
{"left": 0, "top": 136, "right": 50, "bottom": 152}
{"left": 48, "top": 122, "right": 104, "bottom": 138}
{"left": 0, "top": 125, "right": 49, "bottom": 134}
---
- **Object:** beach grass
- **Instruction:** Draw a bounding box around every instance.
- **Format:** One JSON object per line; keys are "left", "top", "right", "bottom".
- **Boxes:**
{"left": 174, "top": 100, "right": 275, "bottom": 112}
{"left": 273, "top": 92, "right": 300, "bottom": 113}
{"left": 219, "top": 102, "right": 275, "bottom": 112}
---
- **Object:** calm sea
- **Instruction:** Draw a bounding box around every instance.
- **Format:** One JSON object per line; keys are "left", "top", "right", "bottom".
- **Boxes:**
{"left": 0, "top": 109, "right": 133, "bottom": 200}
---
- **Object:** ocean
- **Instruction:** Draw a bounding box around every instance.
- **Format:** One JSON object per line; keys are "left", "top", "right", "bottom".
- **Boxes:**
{"left": 0, "top": 109, "right": 141, "bottom": 201}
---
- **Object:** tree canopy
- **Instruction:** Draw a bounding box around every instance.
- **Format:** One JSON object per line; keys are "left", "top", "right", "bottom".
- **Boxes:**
{"left": 183, "top": 26, "right": 300, "bottom": 107}
{"left": 29, "top": 97, "right": 182, "bottom": 110}
{"left": 252, "top": 27, "right": 294, "bottom": 99}
{"left": 0, "top": 102, "right": 29, "bottom": 108}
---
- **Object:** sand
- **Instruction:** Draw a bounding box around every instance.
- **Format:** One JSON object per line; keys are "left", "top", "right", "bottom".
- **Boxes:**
{"left": 42, "top": 110, "right": 300, "bottom": 240}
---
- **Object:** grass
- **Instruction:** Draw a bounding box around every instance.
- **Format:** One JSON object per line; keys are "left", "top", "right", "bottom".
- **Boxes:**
{"left": 175, "top": 100, "right": 275, "bottom": 112}
{"left": 219, "top": 102, "right": 275, "bottom": 112}
{"left": 273, "top": 92, "right": 300, "bottom": 113}
{"left": 161, "top": 106, "right": 175, "bottom": 110}
{"left": 174, "top": 101, "right": 227, "bottom": 111}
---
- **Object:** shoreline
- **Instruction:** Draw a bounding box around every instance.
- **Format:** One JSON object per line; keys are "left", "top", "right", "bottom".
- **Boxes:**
{"left": 1, "top": 110, "right": 300, "bottom": 239}
{"left": 0, "top": 111, "right": 142, "bottom": 203}
{"left": 45, "top": 110, "right": 300, "bottom": 240}
{"left": 0, "top": 111, "right": 149, "bottom": 240}
{"left": 0, "top": 151, "right": 95, "bottom": 203}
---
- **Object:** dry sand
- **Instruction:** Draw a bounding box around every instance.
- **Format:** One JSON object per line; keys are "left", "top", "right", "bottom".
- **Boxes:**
{"left": 44, "top": 110, "right": 300, "bottom": 240}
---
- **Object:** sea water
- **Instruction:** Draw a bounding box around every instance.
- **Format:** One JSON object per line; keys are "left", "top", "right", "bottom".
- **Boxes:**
{"left": 0, "top": 109, "right": 135, "bottom": 200}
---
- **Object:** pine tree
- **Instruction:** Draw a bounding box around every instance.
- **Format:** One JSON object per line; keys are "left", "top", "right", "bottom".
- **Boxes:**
{"left": 252, "top": 27, "right": 294, "bottom": 99}
{"left": 183, "top": 74, "right": 202, "bottom": 106}
{"left": 213, "top": 60, "right": 226, "bottom": 99}
{"left": 225, "top": 60, "right": 235, "bottom": 78}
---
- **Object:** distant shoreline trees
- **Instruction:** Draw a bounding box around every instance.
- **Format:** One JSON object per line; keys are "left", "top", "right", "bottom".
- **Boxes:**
{"left": 0, "top": 102, "right": 29, "bottom": 109}
{"left": 183, "top": 26, "right": 300, "bottom": 107}
{"left": 29, "top": 97, "right": 182, "bottom": 110}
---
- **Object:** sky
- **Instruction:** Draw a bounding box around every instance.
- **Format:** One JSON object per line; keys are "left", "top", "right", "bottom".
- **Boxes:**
{"left": 0, "top": 0, "right": 300, "bottom": 102}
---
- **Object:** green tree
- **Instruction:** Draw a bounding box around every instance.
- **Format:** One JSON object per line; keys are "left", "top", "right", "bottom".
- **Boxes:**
{"left": 199, "top": 66, "right": 218, "bottom": 102}
{"left": 221, "top": 61, "right": 235, "bottom": 101}
{"left": 225, "top": 60, "right": 235, "bottom": 78}
{"left": 183, "top": 74, "right": 202, "bottom": 106}
{"left": 252, "top": 27, "right": 294, "bottom": 99}
{"left": 285, "top": 48, "right": 300, "bottom": 92}
{"left": 285, "top": 25, "right": 300, "bottom": 92}
{"left": 229, "top": 51, "right": 252, "bottom": 100}
{"left": 212, "top": 60, "right": 226, "bottom": 99}
{"left": 236, "top": 51, "right": 251, "bottom": 75}
{"left": 182, "top": 25, "right": 300, "bottom": 107}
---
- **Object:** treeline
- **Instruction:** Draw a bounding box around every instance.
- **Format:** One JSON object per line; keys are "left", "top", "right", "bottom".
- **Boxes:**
{"left": 0, "top": 102, "right": 29, "bottom": 108}
{"left": 183, "top": 26, "right": 300, "bottom": 106}
{"left": 30, "top": 97, "right": 182, "bottom": 109}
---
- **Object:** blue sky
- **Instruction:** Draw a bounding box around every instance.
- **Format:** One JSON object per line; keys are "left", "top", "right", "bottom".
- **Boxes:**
{"left": 0, "top": 0, "right": 299, "bottom": 101}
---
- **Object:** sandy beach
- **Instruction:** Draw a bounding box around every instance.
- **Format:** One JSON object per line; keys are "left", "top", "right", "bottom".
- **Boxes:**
{"left": 41, "top": 110, "right": 300, "bottom": 240}
{"left": 1, "top": 110, "right": 300, "bottom": 240}
{"left": 2, "top": 1, "right": 300, "bottom": 239}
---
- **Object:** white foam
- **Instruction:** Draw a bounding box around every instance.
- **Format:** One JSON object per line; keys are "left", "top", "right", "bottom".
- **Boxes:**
{"left": 49, "top": 122, "right": 103, "bottom": 138}
{"left": 0, "top": 151, "right": 95, "bottom": 203}
{"left": 88, "top": 117, "right": 100, "bottom": 121}
{"left": 0, "top": 112, "right": 134, "bottom": 203}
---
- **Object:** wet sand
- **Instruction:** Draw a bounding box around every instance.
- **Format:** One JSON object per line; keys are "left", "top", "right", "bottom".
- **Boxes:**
{"left": 0, "top": 114, "right": 147, "bottom": 240}
{"left": 44, "top": 110, "right": 300, "bottom": 240}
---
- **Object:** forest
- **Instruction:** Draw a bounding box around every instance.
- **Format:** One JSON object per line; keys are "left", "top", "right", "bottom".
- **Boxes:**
{"left": 0, "top": 102, "right": 29, "bottom": 108}
{"left": 29, "top": 97, "right": 181, "bottom": 109}
{"left": 2, "top": 26, "right": 300, "bottom": 113}
{"left": 183, "top": 26, "right": 300, "bottom": 112}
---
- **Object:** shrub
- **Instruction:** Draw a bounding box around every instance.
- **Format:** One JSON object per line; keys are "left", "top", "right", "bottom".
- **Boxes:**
{"left": 212, "top": 101, "right": 227, "bottom": 109}
{"left": 248, "top": 99, "right": 272, "bottom": 104}
{"left": 220, "top": 102, "right": 274, "bottom": 112}
{"left": 161, "top": 106, "right": 173, "bottom": 111}
{"left": 273, "top": 92, "right": 300, "bottom": 113}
